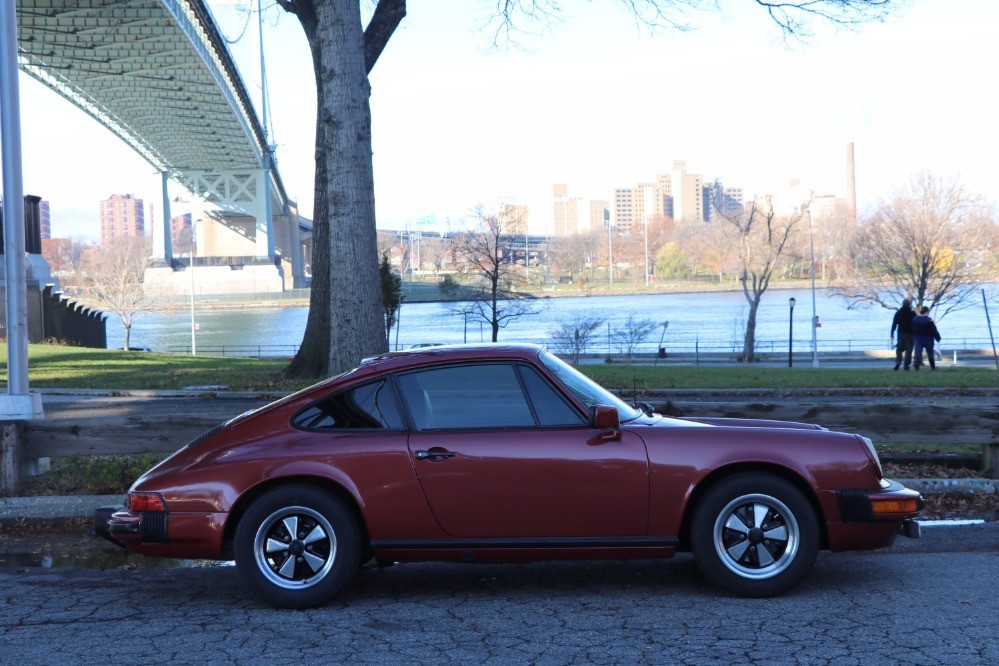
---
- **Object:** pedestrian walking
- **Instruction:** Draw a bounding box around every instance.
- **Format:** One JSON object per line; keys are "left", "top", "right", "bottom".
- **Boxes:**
{"left": 890, "top": 298, "right": 915, "bottom": 370}
{"left": 911, "top": 305, "right": 942, "bottom": 371}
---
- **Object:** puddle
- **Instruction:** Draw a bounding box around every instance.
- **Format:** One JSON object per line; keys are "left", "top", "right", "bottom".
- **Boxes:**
{"left": 0, "top": 531, "right": 231, "bottom": 570}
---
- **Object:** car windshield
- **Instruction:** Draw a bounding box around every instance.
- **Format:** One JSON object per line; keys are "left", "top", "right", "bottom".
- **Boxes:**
{"left": 539, "top": 351, "right": 641, "bottom": 422}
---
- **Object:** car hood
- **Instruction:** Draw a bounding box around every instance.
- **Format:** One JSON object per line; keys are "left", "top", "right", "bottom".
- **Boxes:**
{"left": 625, "top": 413, "right": 825, "bottom": 431}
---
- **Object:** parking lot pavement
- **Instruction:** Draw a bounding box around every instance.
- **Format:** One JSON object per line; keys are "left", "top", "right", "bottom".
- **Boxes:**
{"left": 0, "top": 525, "right": 995, "bottom": 665}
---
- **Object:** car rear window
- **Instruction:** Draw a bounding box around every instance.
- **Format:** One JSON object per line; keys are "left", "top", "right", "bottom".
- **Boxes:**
{"left": 292, "top": 379, "right": 404, "bottom": 430}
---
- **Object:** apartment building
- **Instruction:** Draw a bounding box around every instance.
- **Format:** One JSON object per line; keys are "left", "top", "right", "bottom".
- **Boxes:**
{"left": 553, "top": 184, "right": 608, "bottom": 235}
{"left": 499, "top": 204, "right": 529, "bottom": 236}
{"left": 665, "top": 160, "right": 704, "bottom": 224}
{"left": 99, "top": 194, "right": 145, "bottom": 241}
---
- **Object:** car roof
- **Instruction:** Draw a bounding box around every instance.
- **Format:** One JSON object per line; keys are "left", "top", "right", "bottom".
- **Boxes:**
{"left": 359, "top": 342, "right": 546, "bottom": 374}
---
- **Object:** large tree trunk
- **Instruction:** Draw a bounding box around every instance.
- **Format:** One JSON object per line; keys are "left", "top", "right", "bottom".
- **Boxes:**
{"left": 286, "top": 1, "right": 388, "bottom": 378}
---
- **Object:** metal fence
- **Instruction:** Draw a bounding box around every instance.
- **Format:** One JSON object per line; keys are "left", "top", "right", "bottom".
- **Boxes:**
{"left": 164, "top": 337, "right": 999, "bottom": 359}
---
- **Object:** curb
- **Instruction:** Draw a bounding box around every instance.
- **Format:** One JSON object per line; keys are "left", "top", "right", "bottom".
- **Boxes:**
{"left": 894, "top": 478, "right": 997, "bottom": 495}
{"left": 0, "top": 495, "right": 122, "bottom": 526}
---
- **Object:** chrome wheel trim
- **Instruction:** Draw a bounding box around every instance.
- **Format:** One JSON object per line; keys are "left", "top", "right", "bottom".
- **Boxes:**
{"left": 253, "top": 506, "right": 337, "bottom": 590}
{"left": 712, "top": 493, "right": 799, "bottom": 580}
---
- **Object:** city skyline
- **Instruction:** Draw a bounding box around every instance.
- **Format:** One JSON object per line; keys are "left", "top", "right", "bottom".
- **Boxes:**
{"left": 15, "top": 1, "right": 999, "bottom": 241}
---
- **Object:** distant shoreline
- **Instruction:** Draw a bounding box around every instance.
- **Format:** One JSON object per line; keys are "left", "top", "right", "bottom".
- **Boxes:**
{"left": 146, "top": 278, "right": 835, "bottom": 311}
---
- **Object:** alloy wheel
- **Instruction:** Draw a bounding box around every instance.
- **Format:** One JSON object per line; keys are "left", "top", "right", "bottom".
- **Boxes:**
{"left": 712, "top": 493, "right": 799, "bottom": 580}
{"left": 253, "top": 506, "right": 337, "bottom": 590}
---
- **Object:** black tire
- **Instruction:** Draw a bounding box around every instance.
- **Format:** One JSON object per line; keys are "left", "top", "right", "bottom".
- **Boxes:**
{"left": 234, "top": 485, "right": 362, "bottom": 609}
{"left": 690, "top": 473, "right": 819, "bottom": 597}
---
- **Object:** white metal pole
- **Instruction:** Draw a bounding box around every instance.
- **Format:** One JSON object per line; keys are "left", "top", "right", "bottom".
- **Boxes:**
{"left": 524, "top": 231, "right": 529, "bottom": 285}
{"left": 189, "top": 219, "right": 197, "bottom": 356}
{"left": 808, "top": 209, "right": 819, "bottom": 367}
{"left": 608, "top": 222, "right": 613, "bottom": 285}
{"left": 1, "top": 0, "right": 29, "bottom": 395}
{"left": 644, "top": 216, "right": 649, "bottom": 287}
{"left": 257, "top": 0, "right": 275, "bottom": 258}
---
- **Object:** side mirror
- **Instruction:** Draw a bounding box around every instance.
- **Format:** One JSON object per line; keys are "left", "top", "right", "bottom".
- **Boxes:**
{"left": 590, "top": 405, "right": 621, "bottom": 442}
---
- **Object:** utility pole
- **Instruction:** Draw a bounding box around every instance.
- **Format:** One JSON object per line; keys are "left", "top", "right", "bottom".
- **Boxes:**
{"left": 607, "top": 220, "right": 614, "bottom": 285}
{"left": 808, "top": 208, "right": 819, "bottom": 367}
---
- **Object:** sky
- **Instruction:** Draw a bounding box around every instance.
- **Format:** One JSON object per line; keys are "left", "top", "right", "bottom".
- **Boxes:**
{"left": 13, "top": 0, "right": 999, "bottom": 239}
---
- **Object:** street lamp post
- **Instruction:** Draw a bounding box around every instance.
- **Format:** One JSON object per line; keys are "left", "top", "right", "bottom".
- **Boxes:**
{"left": 788, "top": 297, "right": 796, "bottom": 367}
{"left": 607, "top": 221, "right": 614, "bottom": 285}
{"left": 644, "top": 216, "right": 649, "bottom": 287}
{"left": 807, "top": 208, "right": 819, "bottom": 367}
{"left": 189, "top": 217, "right": 197, "bottom": 356}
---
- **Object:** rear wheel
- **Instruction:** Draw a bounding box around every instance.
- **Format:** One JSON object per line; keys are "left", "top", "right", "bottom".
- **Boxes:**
{"left": 690, "top": 473, "right": 818, "bottom": 597}
{"left": 234, "top": 485, "right": 362, "bottom": 608}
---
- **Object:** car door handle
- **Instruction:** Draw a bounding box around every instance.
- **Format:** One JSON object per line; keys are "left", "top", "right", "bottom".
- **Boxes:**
{"left": 415, "top": 449, "right": 456, "bottom": 460}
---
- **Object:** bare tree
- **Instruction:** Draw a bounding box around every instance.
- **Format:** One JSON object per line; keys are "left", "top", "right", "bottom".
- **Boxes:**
{"left": 549, "top": 316, "right": 605, "bottom": 365}
{"left": 454, "top": 207, "right": 541, "bottom": 342}
{"left": 841, "top": 173, "right": 990, "bottom": 318}
{"left": 550, "top": 233, "right": 594, "bottom": 281}
{"left": 276, "top": 0, "right": 901, "bottom": 378}
{"left": 417, "top": 235, "right": 450, "bottom": 276}
{"left": 716, "top": 196, "right": 804, "bottom": 362}
{"left": 84, "top": 236, "right": 156, "bottom": 351}
{"left": 41, "top": 238, "right": 91, "bottom": 286}
{"left": 612, "top": 315, "right": 658, "bottom": 363}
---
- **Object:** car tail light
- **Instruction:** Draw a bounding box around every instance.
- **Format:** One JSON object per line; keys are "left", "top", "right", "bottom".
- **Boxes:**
{"left": 128, "top": 492, "right": 167, "bottom": 512}
{"left": 871, "top": 498, "right": 919, "bottom": 514}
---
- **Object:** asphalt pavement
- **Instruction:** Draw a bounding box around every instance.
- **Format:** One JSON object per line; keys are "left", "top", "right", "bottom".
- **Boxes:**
{"left": 0, "top": 524, "right": 995, "bottom": 664}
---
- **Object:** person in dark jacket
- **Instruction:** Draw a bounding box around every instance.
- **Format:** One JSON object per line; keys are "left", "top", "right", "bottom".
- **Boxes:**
{"left": 890, "top": 299, "right": 915, "bottom": 370}
{"left": 911, "top": 305, "right": 942, "bottom": 371}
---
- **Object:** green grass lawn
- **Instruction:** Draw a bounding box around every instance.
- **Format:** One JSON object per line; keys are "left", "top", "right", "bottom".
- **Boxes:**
{"left": 1, "top": 344, "right": 307, "bottom": 392}
{"left": 584, "top": 364, "right": 999, "bottom": 390}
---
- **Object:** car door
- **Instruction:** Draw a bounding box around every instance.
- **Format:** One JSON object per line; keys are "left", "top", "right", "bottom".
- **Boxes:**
{"left": 397, "top": 362, "right": 650, "bottom": 539}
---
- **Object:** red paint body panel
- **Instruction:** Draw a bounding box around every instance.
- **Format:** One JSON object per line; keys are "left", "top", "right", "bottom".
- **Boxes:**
{"left": 109, "top": 343, "right": 921, "bottom": 565}
{"left": 407, "top": 429, "right": 649, "bottom": 537}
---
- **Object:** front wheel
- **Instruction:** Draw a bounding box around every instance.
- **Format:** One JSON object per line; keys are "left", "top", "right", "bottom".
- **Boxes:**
{"left": 690, "top": 473, "right": 819, "bottom": 597}
{"left": 234, "top": 485, "right": 362, "bottom": 608}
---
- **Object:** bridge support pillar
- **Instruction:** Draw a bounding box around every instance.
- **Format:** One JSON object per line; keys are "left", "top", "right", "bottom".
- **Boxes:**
{"left": 289, "top": 201, "right": 305, "bottom": 288}
{"left": 256, "top": 159, "right": 275, "bottom": 259}
{"left": 180, "top": 169, "right": 275, "bottom": 261}
{"left": 152, "top": 171, "right": 174, "bottom": 261}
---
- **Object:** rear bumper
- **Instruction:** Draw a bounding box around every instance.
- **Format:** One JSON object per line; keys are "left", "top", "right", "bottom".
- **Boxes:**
{"left": 95, "top": 506, "right": 228, "bottom": 560}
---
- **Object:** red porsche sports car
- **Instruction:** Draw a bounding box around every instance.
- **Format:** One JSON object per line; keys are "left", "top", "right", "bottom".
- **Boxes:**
{"left": 99, "top": 344, "right": 922, "bottom": 608}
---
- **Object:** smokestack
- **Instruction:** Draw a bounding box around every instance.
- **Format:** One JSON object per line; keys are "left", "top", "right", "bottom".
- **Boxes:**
{"left": 846, "top": 142, "right": 857, "bottom": 229}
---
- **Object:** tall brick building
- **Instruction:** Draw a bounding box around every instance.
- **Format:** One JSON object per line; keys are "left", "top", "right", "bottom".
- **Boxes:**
{"left": 39, "top": 199, "right": 51, "bottom": 239}
{"left": 99, "top": 194, "right": 145, "bottom": 241}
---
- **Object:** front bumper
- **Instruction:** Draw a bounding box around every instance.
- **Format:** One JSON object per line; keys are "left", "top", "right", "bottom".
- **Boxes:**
{"left": 824, "top": 479, "right": 924, "bottom": 551}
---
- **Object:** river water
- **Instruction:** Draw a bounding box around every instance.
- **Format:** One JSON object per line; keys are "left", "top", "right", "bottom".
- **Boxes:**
{"left": 109, "top": 287, "right": 999, "bottom": 357}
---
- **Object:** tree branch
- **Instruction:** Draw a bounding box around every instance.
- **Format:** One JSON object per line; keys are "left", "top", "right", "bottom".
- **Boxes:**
{"left": 365, "top": 0, "right": 407, "bottom": 73}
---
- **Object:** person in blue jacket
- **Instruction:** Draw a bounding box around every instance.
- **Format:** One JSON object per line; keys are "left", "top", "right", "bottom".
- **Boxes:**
{"left": 911, "top": 305, "right": 941, "bottom": 371}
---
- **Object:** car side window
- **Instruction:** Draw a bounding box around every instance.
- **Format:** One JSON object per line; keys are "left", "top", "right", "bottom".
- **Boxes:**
{"left": 518, "top": 365, "right": 586, "bottom": 427}
{"left": 292, "top": 380, "right": 404, "bottom": 430}
{"left": 397, "top": 364, "right": 535, "bottom": 430}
